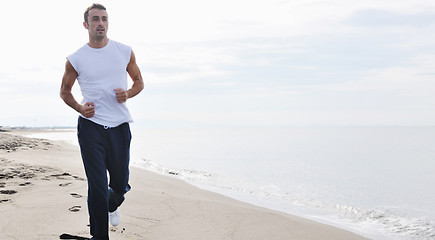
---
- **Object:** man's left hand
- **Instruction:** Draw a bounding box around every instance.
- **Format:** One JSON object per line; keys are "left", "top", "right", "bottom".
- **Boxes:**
{"left": 114, "top": 88, "right": 128, "bottom": 103}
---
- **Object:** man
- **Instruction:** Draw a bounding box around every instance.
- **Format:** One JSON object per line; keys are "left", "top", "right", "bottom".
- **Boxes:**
{"left": 60, "top": 3, "right": 144, "bottom": 240}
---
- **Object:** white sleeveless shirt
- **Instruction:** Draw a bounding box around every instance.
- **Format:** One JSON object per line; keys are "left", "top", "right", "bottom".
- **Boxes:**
{"left": 67, "top": 39, "right": 133, "bottom": 128}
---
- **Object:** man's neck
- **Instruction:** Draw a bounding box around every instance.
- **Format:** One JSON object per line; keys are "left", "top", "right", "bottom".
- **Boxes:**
{"left": 88, "top": 38, "right": 109, "bottom": 49}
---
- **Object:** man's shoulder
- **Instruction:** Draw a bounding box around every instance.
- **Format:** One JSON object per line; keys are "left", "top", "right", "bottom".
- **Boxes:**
{"left": 110, "top": 40, "right": 132, "bottom": 60}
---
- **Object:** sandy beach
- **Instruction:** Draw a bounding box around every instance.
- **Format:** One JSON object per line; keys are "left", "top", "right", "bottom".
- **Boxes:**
{"left": 0, "top": 129, "right": 369, "bottom": 240}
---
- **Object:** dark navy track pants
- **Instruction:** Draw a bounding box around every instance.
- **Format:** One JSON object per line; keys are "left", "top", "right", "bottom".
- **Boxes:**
{"left": 77, "top": 117, "right": 131, "bottom": 240}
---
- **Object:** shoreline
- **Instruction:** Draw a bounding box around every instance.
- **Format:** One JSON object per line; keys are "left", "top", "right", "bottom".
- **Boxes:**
{"left": 0, "top": 130, "right": 369, "bottom": 239}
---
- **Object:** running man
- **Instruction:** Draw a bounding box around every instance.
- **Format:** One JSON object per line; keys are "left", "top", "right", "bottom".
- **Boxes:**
{"left": 60, "top": 3, "right": 144, "bottom": 239}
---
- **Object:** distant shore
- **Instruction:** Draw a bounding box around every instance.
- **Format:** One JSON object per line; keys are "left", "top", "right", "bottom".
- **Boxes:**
{"left": 0, "top": 129, "right": 369, "bottom": 239}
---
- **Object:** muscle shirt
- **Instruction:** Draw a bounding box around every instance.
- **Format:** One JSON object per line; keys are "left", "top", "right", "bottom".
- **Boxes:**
{"left": 67, "top": 39, "right": 133, "bottom": 128}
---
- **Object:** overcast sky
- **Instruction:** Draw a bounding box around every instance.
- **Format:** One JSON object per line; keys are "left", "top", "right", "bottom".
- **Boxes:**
{"left": 1, "top": 0, "right": 435, "bottom": 128}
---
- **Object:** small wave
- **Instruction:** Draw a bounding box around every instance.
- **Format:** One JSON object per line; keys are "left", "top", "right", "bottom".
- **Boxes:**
{"left": 332, "top": 205, "right": 435, "bottom": 240}
{"left": 263, "top": 194, "right": 435, "bottom": 239}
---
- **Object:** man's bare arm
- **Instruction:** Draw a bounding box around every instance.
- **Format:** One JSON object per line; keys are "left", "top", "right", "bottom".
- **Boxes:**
{"left": 60, "top": 60, "right": 95, "bottom": 118}
{"left": 115, "top": 50, "right": 144, "bottom": 103}
{"left": 127, "top": 50, "right": 144, "bottom": 98}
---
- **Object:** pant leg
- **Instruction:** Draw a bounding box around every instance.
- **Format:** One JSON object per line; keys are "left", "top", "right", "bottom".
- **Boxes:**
{"left": 106, "top": 122, "right": 132, "bottom": 212}
{"left": 78, "top": 117, "right": 109, "bottom": 240}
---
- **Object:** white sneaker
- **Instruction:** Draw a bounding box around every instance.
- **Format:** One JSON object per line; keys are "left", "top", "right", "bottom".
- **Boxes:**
{"left": 109, "top": 209, "right": 120, "bottom": 226}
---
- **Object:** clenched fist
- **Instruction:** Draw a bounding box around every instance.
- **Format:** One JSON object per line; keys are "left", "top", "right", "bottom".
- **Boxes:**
{"left": 80, "top": 102, "right": 95, "bottom": 118}
{"left": 114, "top": 88, "right": 129, "bottom": 103}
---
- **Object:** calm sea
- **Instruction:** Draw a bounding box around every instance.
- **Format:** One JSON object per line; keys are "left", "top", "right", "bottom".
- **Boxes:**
{"left": 27, "top": 126, "right": 435, "bottom": 240}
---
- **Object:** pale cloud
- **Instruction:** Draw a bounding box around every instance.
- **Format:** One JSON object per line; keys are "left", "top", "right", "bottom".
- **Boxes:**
{"left": 347, "top": 9, "right": 435, "bottom": 27}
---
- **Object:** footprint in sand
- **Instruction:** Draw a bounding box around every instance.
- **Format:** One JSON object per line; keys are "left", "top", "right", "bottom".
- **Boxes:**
{"left": 0, "top": 190, "right": 17, "bottom": 195}
{"left": 59, "top": 182, "right": 72, "bottom": 187}
{"left": 68, "top": 206, "right": 81, "bottom": 212}
{"left": 70, "top": 193, "right": 83, "bottom": 198}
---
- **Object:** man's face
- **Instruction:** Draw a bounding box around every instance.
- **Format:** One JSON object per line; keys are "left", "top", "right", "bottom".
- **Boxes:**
{"left": 84, "top": 9, "right": 109, "bottom": 40}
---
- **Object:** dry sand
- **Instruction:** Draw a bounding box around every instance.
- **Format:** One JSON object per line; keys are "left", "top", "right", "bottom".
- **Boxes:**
{"left": 0, "top": 130, "right": 369, "bottom": 240}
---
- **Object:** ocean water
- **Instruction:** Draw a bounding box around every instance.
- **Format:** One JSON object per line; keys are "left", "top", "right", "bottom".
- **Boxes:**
{"left": 26, "top": 126, "right": 435, "bottom": 240}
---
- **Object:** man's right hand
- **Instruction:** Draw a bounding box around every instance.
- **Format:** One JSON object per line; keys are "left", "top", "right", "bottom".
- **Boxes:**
{"left": 80, "top": 102, "right": 95, "bottom": 118}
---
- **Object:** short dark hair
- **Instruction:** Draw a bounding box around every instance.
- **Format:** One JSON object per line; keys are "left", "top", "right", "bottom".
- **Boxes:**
{"left": 84, "top": 3, "right": 107, "bottom": 25}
